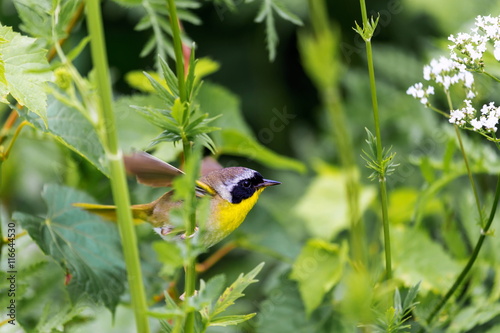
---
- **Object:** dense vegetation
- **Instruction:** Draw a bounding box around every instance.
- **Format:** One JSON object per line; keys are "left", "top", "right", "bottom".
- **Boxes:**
{"left": 2, "top": 0, "right": 500, "bottom": 332}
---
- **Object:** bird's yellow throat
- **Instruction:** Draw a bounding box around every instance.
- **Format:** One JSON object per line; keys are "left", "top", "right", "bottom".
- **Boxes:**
{"left": 203, "top": 188, "right": 265, "bottom": 246}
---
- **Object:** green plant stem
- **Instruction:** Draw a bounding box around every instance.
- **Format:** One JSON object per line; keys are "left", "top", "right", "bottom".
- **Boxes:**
{"left": 358, "top": 0, "right": 392, "bottom": 279}
{"left": 169, "top": 0, "right": 196, "bottom": 323}
{"left": 420, "top": 174, "right": 500, "bottom": 330}
{"left": 167, "top": 0, "right": 187, "bottom": 102}
{"left": 453, "top": 125, "right": 484, "bottom": 223}
{"left": 325, "top": 87, "right": 365, "bottom": 266}
{"left": 85, "top": 1, "right": 150, "bottom": 332}
{"left": 445, "top": 93, "right": 484, "bottom": 225}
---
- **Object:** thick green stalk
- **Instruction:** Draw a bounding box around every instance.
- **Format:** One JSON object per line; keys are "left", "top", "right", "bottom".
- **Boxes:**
{"left": 167, "top": 0, "right": 187, "bottom": 102}
{"left": 168, "top": 0, "right": 196, "bottom": 329}
{"left": 358, "top": 0, "right": 392, "bottom": 279}
{"left": 420, "top": 175, "right": 500, "bottom": 330}
{"left": 85, "top": 1, "right": 150, "bottom": 332}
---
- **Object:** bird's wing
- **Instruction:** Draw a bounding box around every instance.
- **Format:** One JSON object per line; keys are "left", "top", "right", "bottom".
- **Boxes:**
{"left": 123, "top": 152, "right": 184, "bottom": 187}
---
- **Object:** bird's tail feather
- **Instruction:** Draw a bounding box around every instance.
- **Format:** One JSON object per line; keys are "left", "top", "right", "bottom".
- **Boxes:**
{"left": 73, "top": 202, "right": 151, "bottom": 225}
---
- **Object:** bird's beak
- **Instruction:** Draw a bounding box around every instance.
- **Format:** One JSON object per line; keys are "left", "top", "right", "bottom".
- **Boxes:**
{"left": 258, "top": 179, "right": 281, "bottom": 188}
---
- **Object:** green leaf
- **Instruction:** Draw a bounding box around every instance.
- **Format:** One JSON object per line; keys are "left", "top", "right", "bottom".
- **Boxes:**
{"left": 254, "top": 0, "right": 302, "bottom": 61}
{"left": 13, "top": 184, "right": 126, "bottom": 313}
{"left": 13, "top": 0, "right": 80, "bottom": 45}
{"left": 209, "top": 314, "right": 256, "bottom": 327}
{"left": 197, "top": 82, "right": 306, "bottom": 173}
{"left": 388, "top": 188, "right": 442, "bottom": 225}
{"left": 171, "top": 98, "right": 184, "bottom": 124}
{"left": 21, "top": 93, "right": 108, "bottom": 175}
{"left": 290, "top": 239, "right": 348, "bottom": 316}
{"left": 152, "top": 241, "right": 183, "bottom": 277}
{"left": 270, "top": 0, "right": 303, "bottom": 26}
{"left": 0, "top": 24, "right": 53, "bottom": 126}
{"left": 392, "top": 226, "right": 461, "bottom": 294}
{"left": 210, "top": 262, "right": 264, "bottom": 318}
{"left": 294, "top": 164, "right": 376, "bottom": 239}
{"left": 194, "top": 275, "right": 226, "bottom": 315}
{"left": 35, "top": 302, "right": 86, "bottom": 333}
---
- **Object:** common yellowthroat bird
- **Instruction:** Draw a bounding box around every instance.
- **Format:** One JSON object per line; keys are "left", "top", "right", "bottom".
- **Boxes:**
{"left": 74, "top": 152, "right": 280, "bottom": 247}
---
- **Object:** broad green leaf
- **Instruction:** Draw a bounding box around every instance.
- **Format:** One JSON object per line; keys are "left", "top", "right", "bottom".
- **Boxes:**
{"left": 209, "top": 314, "right": 256, "bottom": 327}
{"left": 392, "top": 226, "right": 461, "bottom": 294}
{"left": 219, "top": 129, "right": 305, "bottom": 173}
{"left": 197, "top": 82, "right": 306, "bottom": 173}
{"left": 295, "top": 164, "right": 376, "bottom": 240}
{"left": 255, "top": 278, "right": 319, "bottom": 333}
{"left": 0, "top": 25, "right": 52, "bottom": 126}
{"left": 290, "top": 239, "right": 348, "bottom": 316}
{"left": 13, "top": 184, "right": 126, "bottom": 313}
{"left": 21, "top": 93, "right": 108, "bottom": 175}
{"left": 388, "top": 188, "right": 442, "bottom": 225}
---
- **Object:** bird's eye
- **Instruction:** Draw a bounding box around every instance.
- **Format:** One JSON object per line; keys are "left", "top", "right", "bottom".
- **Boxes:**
{"left": 241, "top": 180, "right": 251, "bottom": 188}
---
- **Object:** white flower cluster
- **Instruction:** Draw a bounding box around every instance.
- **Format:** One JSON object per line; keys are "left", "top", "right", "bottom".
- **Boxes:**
{"left": 407, "top": 15, "right": 500, "bottom": 135}
{"left": 449, "top": 15, "right": 500, "bottom": 65}
{"left": 450, "top": 101, "right": 500, "bottom": 132}
{"left": 406, "top": 82, "right": 434, "bottom": 105}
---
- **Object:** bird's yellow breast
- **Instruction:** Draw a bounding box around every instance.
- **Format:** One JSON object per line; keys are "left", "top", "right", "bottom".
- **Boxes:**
{"left": 203, "top": 188, "right": 264, "bottom": 247}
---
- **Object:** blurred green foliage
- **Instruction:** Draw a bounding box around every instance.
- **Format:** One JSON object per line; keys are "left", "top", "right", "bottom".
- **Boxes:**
{"left": 3, "top": 0, "right": 500, "bottom": 332}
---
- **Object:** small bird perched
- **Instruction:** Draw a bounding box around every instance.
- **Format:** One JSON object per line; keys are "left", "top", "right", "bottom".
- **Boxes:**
{"left": 74, "top": 152, "right": 280, "bottom": 247}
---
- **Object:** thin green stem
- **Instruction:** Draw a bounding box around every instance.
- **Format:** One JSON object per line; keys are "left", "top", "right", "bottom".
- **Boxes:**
{"left": 445, "top": 92, "right": 484, "bottom": 225}
{"left": 358, "top": 0, "right": 392, "bottom": 279}
{"left": 482, "top": 70, "right": 500, "bottom": 83}
{"left": 85, "top": 1, "right": 150, "bottom": 332}
{"left": 453, "top": 125, "right": 484, "bottom": 223}
{"left": 167, "top": 0, "right": 187, "bottom": 102}
{"left": 420, "top": 174, "right": 500, "bottom": 330}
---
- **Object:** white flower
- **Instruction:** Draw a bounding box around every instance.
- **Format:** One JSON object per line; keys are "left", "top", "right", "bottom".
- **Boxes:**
{"left": 406, "top": 82, "right": 434, "bottom": 105}
{"left": 470, "top": 118, "right": 482, "bottom": 130}
{"left": 494, "top": 40, "right": 500, "bottom": 61}
{"left": 449, "top": 109, "right": 467, "bottom": 126}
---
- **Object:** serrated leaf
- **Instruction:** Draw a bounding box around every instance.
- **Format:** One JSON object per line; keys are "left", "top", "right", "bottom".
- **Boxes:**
{"left": 211, "top": 262, "right": 264, "bottom": 318}
{"left": 143, "top": 71, "right": 175, "bottom": 104}
{"left": 20, "top": 93, "right": 108, "bottom": 175}
{"left": 13, "top": 0, "right": 80, "bottom": 45}
{"left": 270, "top": 0, "right": 303, "bottom": 26}
{"left": 0, "top": 25, "right": 53, "bottom": 126}
{"left": 295, "top": 164, "right": 376, "bottom": 239}
{"left": 13, "top": 184, "right": 126, "bottom": 313}
{"left": 197, "top": 82, "right": 306, "bottom": 173}
{"left": 194, "top": 275, "right": 226, "bottom": 316}
{"left": 209, "top": 314, "right": 256, "bottom": 327}
{"left": 35, "top": 302, "right": 86, "bottom": 333}
{"left": 290, "top": 239, "right": 348, "bottom": 316}
{"left": 254, "top": 0, "right": 302, "bottom": 61}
